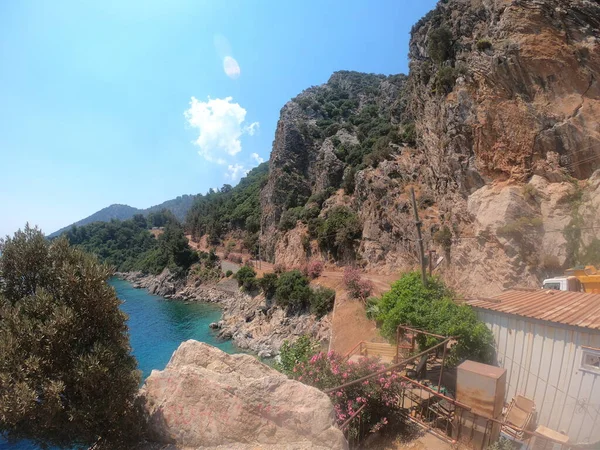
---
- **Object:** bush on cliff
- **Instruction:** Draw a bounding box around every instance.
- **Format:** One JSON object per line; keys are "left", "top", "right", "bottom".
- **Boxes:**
{"left": 235, "top": 265, "right": 258, "bottom": 292}
{"left": 318, "top": 206, "right": 362, "bottom": 260}
{"left": 310, "top": 286, "right": 336, "bottom": 318}
{"left": 258, "top": 273, "right": 278, "bottom": 299}
{"left": 0, "top": 225, "right": 143, "bottom": 449}
{"left": 273, "top": 270, "right": 335, "bottom": 317}
{"left": 375, "top": 272, "right": 494, "bottom": 365}
{"left": 274, "top": 270, "right": 312, "bottom": 312}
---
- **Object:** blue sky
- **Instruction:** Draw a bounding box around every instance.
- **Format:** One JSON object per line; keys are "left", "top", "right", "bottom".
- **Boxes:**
{"left": 0, "top": 0, "right": 437, "bottom": 237}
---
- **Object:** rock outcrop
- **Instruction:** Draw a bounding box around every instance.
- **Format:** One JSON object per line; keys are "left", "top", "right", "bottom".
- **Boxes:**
{"left": 256, "top": 0, "right": 600, "bottom": 297}
{"left": 140, "top": 341, "right": 347, "bottom": 450}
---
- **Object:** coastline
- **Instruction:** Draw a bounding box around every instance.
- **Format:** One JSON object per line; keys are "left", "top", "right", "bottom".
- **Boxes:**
{"left": 115, "top": 270, "right": 331, "bottom": 358}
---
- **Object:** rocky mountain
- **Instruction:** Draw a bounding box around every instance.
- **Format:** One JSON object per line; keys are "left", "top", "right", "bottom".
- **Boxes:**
{"left": 255, "top": 0, "right": 600, "bottom": 296}
{"left": 48, "top": 195, "right": 197, "bottom": 238}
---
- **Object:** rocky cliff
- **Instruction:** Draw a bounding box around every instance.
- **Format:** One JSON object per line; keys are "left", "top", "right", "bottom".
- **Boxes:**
{"left": 258, "top": 0, "right": 600, "bottom": 296}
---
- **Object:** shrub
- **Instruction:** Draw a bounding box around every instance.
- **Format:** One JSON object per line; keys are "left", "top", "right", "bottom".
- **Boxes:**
{"left": 306, "top": 260, "right": 325, "bottom": 279}
{"left": 258, "top": 273, "right": 279, "bottom": 299}
{"left": 434, "top": 66, "right": 458, "bottom": 95}
{"left": 0, "top": 226, "right": 143, "bottom": 448}
{"left": 365, "top": 297, "right": 380, "bottom": 320}
{"left": 279, "top": 207, "right": 304, "bottom": 232}
{"left": 344, "top": 267, "right": 374, "bottom": 300}
{"left": 190, "top": 264, "right": 222, "bottom": 284}
{"left": 428, "top": 26, "right": 454, "bottom": 64}
{"left": 318, "top": 206, "right": 362, "bottom": 260}
{"left": 376, "top": 272, "right": 494, "bottom": 365}
{"left": 235, "top": 265, "right": 257, "bottom": 292}
{"left": 291, "top": 351, "right": 405, "bottom": 441}
{"left": 275, "top": 270, "right": 312, "bottom": 313}
{"left": 343, "top": 167, "right": 356, "bottom": 195}
{"left": 476, "top": 38, "right": 492, "bottom": 52}
{"left": 225, "top": 270, "right": 233, "bottom": 277}
{"left": 276, "top": 335, "right": 320, "bottom": 376}
{"left": 310, "top": 286, "right": 336, "bottom": 318}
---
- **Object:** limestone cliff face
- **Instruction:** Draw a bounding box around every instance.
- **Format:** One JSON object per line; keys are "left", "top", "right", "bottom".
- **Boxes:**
{"left": 409, "top": 0, "right": 600, "bottom": 190}
{"left": 260, "top": 0, "right": 600, "bottom": 296}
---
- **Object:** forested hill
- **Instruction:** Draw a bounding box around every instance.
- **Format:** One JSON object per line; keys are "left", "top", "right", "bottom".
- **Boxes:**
{"left": 48, "top": 194, "right": 197, "bottom": 238}
{"left": 185, "top": 162, "right": 269, "bottom": 252}
{"left": 63, "top": 210, "right": 199, "bottom": 275}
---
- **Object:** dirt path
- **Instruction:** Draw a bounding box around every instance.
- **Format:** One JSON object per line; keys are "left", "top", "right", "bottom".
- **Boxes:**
{"left": 186, "top": 235, "right": 400, "bottom": 354}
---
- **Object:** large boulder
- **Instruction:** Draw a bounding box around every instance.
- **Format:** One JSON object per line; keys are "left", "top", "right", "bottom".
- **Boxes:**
{"left": 140, "top": 340, "right": 347, "bottom": 450}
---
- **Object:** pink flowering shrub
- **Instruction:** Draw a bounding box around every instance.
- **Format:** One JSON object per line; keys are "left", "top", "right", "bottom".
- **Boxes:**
{"left": 343, "top": 267, "right": 374, "bottom": 300}
{"left": 290, "top": 351, "right": 405, "bottom": 439}
{"left": 305, "top": 260, "right": 324, "bottom": 279}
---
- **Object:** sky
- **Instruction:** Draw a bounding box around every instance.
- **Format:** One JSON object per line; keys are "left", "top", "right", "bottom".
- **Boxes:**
{"left": 0, "top": 0, "right": 438, "bottom": 237}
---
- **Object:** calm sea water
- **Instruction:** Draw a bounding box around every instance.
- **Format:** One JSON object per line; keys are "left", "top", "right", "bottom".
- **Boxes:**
{"left": 1, "top": 277, "right": 235, "bottom": 449}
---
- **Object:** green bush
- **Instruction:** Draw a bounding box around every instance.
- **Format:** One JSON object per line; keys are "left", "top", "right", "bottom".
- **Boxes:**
{"left": 310, "top": 286, "right": 336, "bottom": 318}
{"left": 275, "top": 335, "right": 319, "bottom": 376}
{"left": 318, "top": 206, "right": 362, "bottom": 260}
{"left": 0, "top": 226, "right": 143, "bottom": 448}
{"left": 434, "top": 66, "right": 458, "bottom": 95}
{"left": 225, "top": 270, "right": 233, "bottom": 277}
{"left": 428, "top": 26, "right": 454, "bottom": 64}
{"left": 342, "top": 167, "right": 357, "bottom": 195}
{"left": 376, "top": 272, "right": 494, "bottom": 365}
{"left": 258, "top": 273, "right": 279, "bottom": 299}
{"left": 279, "top": 207, "right": 304, "bottom": 232}
{"left": 235, "top": 266, "right": 257, "bottom": 292}
{"left": 275, "top": 270, "right": 312, "bottom": 313}
{"left": 365, "top": 297, "right": 380, "bottom": 320}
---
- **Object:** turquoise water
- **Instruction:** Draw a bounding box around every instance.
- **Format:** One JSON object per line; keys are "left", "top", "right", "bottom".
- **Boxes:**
{"left": 1, "top": 277, "right": 235, "bottom": 449}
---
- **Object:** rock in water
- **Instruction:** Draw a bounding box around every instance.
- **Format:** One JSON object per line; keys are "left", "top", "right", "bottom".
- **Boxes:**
{"left": 140, "top": 340, "right": 347, "bottom": 449}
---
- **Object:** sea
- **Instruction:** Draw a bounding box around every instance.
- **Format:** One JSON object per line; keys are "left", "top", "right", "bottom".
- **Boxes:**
{"left": 1, "top": 277, "right": 235, "bottom": 449}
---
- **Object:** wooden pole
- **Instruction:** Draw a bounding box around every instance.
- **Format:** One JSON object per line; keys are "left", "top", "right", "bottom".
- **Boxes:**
{"left": 410, "top": 187, "right": 427, "bottom": 287}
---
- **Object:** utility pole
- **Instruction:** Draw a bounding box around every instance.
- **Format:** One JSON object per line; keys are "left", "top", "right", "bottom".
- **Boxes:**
{"left": 258, "top": 217, "right": 262, "bottom": 270}
{"left": 410, "top": 187, "right": 427, "bottom": 287}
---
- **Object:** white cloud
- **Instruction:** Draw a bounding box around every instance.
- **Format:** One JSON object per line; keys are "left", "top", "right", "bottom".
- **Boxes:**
{"left": 184, "top": 96, "right": 258, "bottom": 164}
{"left": 225, "top": 163, "right": 248, "bottom": 181}
{"left": 251, "top": 153, "right": 264, "bottom": 164}
{"left": 245, "top": 122, "right": 259, "bottom": 136}
{"left": 223, "top": 56, "right": 241, "bottom": 79}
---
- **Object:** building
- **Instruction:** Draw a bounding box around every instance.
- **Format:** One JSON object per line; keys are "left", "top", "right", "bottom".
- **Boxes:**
{"left": 467, "top": 289, "right": 600, "bottom": 445}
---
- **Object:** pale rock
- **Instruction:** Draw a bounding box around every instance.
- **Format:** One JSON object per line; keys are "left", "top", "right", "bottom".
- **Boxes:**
{"left": 140, "top": 341, "right": 347, "bottom": 450}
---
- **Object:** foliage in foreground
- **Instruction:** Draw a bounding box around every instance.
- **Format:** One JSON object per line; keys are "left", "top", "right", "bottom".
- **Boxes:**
{"left": 375, "top": 272, "right": 494, "bottom": 365}
{"left": 288, "top": 348, "right": 406, "bottom": 440}
{"left": 0, "top": 225, "right": 143, "bottom": 449}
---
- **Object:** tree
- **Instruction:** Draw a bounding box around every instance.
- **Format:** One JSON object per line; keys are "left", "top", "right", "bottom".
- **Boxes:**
{"left": 375, "top": 272, "right": 493, "bottom": 365}
{"left": 0, "top": 225, "right": 143, "bottom": 449}
{"left": 274, "top": 270, "right": 312, "bottom": 313}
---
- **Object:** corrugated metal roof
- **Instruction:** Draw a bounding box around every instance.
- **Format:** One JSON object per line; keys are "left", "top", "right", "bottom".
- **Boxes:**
{"left": 467, "top": 289, "right": 600, "bottom": 331}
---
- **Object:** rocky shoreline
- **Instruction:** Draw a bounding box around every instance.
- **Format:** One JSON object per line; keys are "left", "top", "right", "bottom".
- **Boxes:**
{"left": 115, "top": 270, "right": 331, "bottom": 358}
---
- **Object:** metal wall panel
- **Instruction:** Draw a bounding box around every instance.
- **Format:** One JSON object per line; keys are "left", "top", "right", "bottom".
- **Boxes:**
{"left": 475, "top": 309, "right": 600, "bottom": 444}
